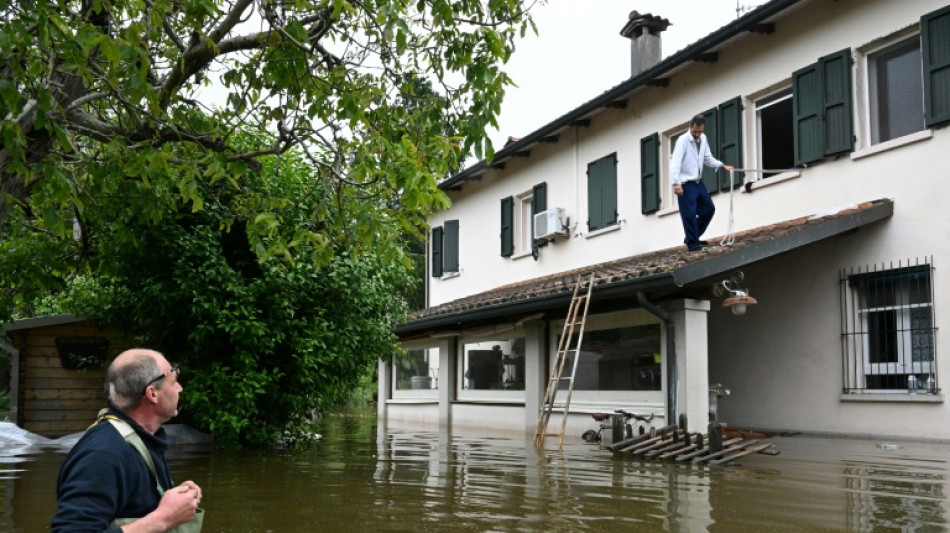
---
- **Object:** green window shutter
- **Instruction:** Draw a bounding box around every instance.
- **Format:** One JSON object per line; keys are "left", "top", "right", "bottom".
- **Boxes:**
{"left": 532, "top": 182, "right": 548, "bottom": 248}
{"left": 500, "top": 196, "right": 513, "bottom": 257}
{"left": 587, "top": 154, "right": 617, "bottom": 231}
{"left": 922, "top": 5, "right": 950, "bottom": 128}
{"left": 718, "top": 96, "right": 744, "bottom": 192}
{"left": 603, "top": 154, "right": 618, "bottom": 228}
{"left": 820, "top": 49, "right": 854, "bottom": 156}
{"left": 587, "top": 158, "right": 605, "bottom": 231}
{"left": 443, "top": 220, "right": 459, "bottom": 273}
{"left": 431, "top": 226, "right": 443, "bottom": 277}
{"left": 640, "top": 133, "right": 660, "bottom": 214}
{"left": 793, "top": 62, "right": 824, "bottom": 166}
{"left": 700, "top": 107, "right": 720, "bottom": 192}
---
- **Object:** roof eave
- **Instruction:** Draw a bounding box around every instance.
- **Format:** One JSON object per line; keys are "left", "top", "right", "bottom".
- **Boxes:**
{"left": 395, "top": 271, "right": 676, "bottom": 337}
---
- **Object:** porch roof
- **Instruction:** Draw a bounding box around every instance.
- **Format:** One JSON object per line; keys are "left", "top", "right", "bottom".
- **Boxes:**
{"left": 396, "top": 198, "right": 894, "bottom": 338}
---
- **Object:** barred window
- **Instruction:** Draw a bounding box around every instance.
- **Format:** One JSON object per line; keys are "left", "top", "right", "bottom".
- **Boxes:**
{"left": 841, "top": 260, "right": 937, "bottom": 394}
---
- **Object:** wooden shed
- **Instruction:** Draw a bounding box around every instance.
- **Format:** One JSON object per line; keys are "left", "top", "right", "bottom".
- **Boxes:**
{"left": 1, "top": 315, "right": 127, "bottom": 438}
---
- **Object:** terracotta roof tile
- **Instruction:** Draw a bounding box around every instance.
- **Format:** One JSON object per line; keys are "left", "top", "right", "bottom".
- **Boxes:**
{"left": 408, "top": 199, "right": 891, "bottom": 324}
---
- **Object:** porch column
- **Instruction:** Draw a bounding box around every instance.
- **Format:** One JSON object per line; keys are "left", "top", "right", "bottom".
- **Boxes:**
{"left": 377, "top": 354, "right": 392, "bottom": 423}
{"left": 666, "top": 299, "right": 711, "bottom": 431}
{"left": 523, "top": 319, "right": 546, "bottom": 434}
{"left": 438, "top": 336, "right": 457, "bottom": 427}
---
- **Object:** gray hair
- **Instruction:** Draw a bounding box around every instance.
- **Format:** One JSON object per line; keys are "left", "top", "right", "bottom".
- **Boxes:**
{"left": 106, "top": 352, "right": 162, "bottom": 410}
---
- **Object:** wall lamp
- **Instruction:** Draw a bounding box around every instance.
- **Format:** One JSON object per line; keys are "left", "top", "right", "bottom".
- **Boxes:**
{"left": 712, "top": 272, "right": 758, "bottom": 315}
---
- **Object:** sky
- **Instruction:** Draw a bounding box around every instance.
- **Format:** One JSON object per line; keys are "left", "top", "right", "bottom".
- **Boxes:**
{"left": 489, "top": 0, "right": 751, "bottom": 147}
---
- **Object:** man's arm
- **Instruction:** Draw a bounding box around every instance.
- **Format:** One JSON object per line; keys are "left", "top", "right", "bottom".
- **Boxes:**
{"left": 120, "top": 481, "right": 202, "bottom": 533}
{"left": 51, "top": 450, "right": 127, "bottom": 533}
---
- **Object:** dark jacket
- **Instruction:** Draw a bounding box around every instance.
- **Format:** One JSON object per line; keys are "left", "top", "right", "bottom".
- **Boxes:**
{"left": 51, "top": 407, "right": 174, "bottom": 533}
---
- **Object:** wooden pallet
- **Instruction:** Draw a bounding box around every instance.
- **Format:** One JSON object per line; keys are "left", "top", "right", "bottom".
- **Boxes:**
{"left": 609, "top": 419, "right": 779, "bottom": 466}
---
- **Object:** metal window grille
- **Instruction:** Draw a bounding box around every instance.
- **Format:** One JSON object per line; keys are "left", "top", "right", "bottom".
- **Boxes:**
{"left": 840, "top": 258, "right": 938, "bottom": 394}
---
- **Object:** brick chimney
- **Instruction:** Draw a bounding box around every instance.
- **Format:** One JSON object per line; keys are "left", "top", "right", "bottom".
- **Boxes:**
{"left": 620, "top": 11, "right": 671, "bottom": 77}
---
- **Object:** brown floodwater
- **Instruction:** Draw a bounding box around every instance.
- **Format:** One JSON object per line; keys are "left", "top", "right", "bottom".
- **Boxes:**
{"left": 3, "top": 409, "right": 948, "bottom": 531}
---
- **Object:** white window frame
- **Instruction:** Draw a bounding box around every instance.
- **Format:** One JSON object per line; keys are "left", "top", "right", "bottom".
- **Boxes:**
{"left": 548, "top": 309, "right": 665, "bottom": 406}
{"left": 657, "top": 124, "right": 689, "bottom": 214}
{"left": 392, "top": 341, "right": 440, "bottom": 400}
{"left": 514, "top": 191, "right": 533, "bottom": 256}
{"left": 859, "top": 301, "right": 934, "bottom": 392}
{"left": 457, "top": 330, "right": 526, "bottom": 402}
{"left": 858, "top": 26, "right": 926, "bottom": 148}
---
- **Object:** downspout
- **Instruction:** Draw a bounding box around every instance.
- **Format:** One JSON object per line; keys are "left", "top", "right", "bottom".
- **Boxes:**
{"left": 637, "top": 292, "right": 676, "bottom": 424}
{"left": 573, "top": 126, "right": 579, "bottom": 233}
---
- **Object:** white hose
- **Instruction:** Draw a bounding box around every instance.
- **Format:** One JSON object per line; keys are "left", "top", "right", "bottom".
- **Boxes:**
{"left": 718, "top": 168, "right": 799, "bottom": 247}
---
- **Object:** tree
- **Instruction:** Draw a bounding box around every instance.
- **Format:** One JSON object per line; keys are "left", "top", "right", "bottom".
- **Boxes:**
{"left": 0, "top": 0, "right": 536, "bottom": 283}
{"left": 0, "top": 0, "right": 539, "bottom": 444}
{"left": 45, "top": 138, "right": 418, "bottom": 447}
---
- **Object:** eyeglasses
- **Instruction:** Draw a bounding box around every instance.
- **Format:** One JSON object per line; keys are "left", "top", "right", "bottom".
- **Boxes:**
{"left": 142, "top": 364, "right": 180, "bottom": 395}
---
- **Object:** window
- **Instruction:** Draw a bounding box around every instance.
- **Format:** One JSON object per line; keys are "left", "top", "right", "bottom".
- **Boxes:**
{"left": 559, "top": 325, "right": 662, "bottom": 392}
{"left": 392, "top": 346, "right": 439, "bottom": 399}
{"left": 549, "top": 310, "right": 665, "bottom": 405}
{"left": 841, "top": 261, "right": 937, "bottom": 394}
{"left": 517, "top": 192, "right": 534, "bottom": 253}
{"left": 793, "top": 49, "right": 854, "bottom": 165}
{"left": 652, "top": 95, "right": 745, "bottom": 211}
{"left": 431, "top": 220, "right": 459, "bottom": 277}
{"left": 459, "top": 336, "right": 525, "bottom": 401}
{"left": 501, "top": 183, "right": 546, "bottom": 257}
{"left": 867, "top": 37, "right": 925, "bottom": 144}
{"left": 755, "top": 87, "right": 794, "bottom": 178}
{"left": 587, "top": 153, "right": 617, "bottom": 231}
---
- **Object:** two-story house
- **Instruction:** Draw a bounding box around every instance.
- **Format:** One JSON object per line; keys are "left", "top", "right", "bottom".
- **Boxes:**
{"left": 379, "top": 0, "right": 950, "bottom": 442}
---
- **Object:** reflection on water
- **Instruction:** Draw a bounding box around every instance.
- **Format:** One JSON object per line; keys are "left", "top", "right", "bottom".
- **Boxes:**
{"left": 2, "top": 410, "right": 949, "bottom": 531}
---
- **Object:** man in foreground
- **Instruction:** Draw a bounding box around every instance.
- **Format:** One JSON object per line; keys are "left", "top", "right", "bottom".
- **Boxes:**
{"left": 51, "top": 348, "right": 203, "bottom": 532}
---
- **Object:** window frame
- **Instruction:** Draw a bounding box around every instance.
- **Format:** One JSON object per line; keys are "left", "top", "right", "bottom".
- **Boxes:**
{"left": 861, "top": 30, "right": 926, "bottom": 146}
{"left": 841, "top": 262, "right": 938, "bottom": 395}
{"left": 548, "top": 309, "right": 666, "bottom": 406}
{"left": 457, "top": 331, "right": 526, "bottom": 402}
{"left": 392, "top": 342, "right": 440, "bottom": 400}
{"left": 753, "top": 85, "right": 795, "bottom": 179}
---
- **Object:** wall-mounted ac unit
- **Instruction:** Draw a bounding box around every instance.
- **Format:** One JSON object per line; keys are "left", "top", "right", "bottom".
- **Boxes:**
{"left": 533, "top": 208, "right": 568, "bottom": 240}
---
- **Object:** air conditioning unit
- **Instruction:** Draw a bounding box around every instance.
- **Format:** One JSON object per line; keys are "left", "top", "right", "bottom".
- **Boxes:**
{"left": 533, "top": 208, "right": 569, "bottom": 240}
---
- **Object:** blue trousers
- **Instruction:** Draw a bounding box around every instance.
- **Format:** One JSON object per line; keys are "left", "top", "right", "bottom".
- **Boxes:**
{"left": 677, "top": 181, "right": 715, "bottom": 250}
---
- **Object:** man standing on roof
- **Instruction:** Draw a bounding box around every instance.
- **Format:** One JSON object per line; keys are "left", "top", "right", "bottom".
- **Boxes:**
{"left": 670, "top": 114, "right": 734, "bottom": 252}
{"left": 51, "top": 348, "right": 203, "bottom": 532}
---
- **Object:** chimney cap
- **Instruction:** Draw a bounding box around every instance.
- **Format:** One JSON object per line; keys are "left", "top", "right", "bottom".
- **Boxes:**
{"left": 620, "top": 11, "right": 671, "bottom": 38}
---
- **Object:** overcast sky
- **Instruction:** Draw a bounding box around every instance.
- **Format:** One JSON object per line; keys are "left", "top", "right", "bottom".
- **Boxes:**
{"left": 489, "top": 0, "right": 751, "bottom": 147}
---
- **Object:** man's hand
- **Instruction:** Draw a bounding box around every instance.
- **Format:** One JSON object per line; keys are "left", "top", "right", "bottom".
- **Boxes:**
{"left": 722, "top": 165, "right": 735, "bottom": 172}
{"left": 673, "top": 184, "right": 684, "bottom": 197}
{"left": 122, "top": 481, "right": 202, "bottom": 533}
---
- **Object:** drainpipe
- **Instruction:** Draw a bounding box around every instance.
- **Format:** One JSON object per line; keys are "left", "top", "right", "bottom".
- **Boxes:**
{"left": 637, "top": 292, "right": 676, "bottom": 424}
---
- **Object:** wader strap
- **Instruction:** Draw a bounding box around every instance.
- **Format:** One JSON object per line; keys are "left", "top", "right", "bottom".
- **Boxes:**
{"left": 99, "top": 414, "right": 165, "bottom": 496}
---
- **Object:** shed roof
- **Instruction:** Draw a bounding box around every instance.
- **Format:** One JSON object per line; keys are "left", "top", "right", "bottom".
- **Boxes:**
{"left": 3, "top": 314, "right": 84, "bottom": 333}
{"left": 396, "top": 198, "right": 893, "bottom": 337}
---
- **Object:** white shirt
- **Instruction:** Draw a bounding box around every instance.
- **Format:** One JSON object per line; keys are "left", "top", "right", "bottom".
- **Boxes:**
{"left": 669, "top": 132, "right": 724, "bottom": 186}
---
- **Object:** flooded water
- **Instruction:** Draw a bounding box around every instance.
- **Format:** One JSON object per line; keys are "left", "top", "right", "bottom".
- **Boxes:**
{"left": 3, "top": 409, "right": 949, "bottom": 531}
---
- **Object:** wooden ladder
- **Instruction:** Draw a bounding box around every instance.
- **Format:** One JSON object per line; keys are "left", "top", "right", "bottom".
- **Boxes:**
{"left": 533, "top": 272, "right": 595, "bottom": 449}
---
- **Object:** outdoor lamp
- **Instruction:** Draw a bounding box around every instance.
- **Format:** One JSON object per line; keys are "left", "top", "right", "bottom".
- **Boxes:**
{"left": 722, "top": 289, "right": 757, "bottom": 315}
{"left": 713, "top": 272, "right": 758, "bottom": 315}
